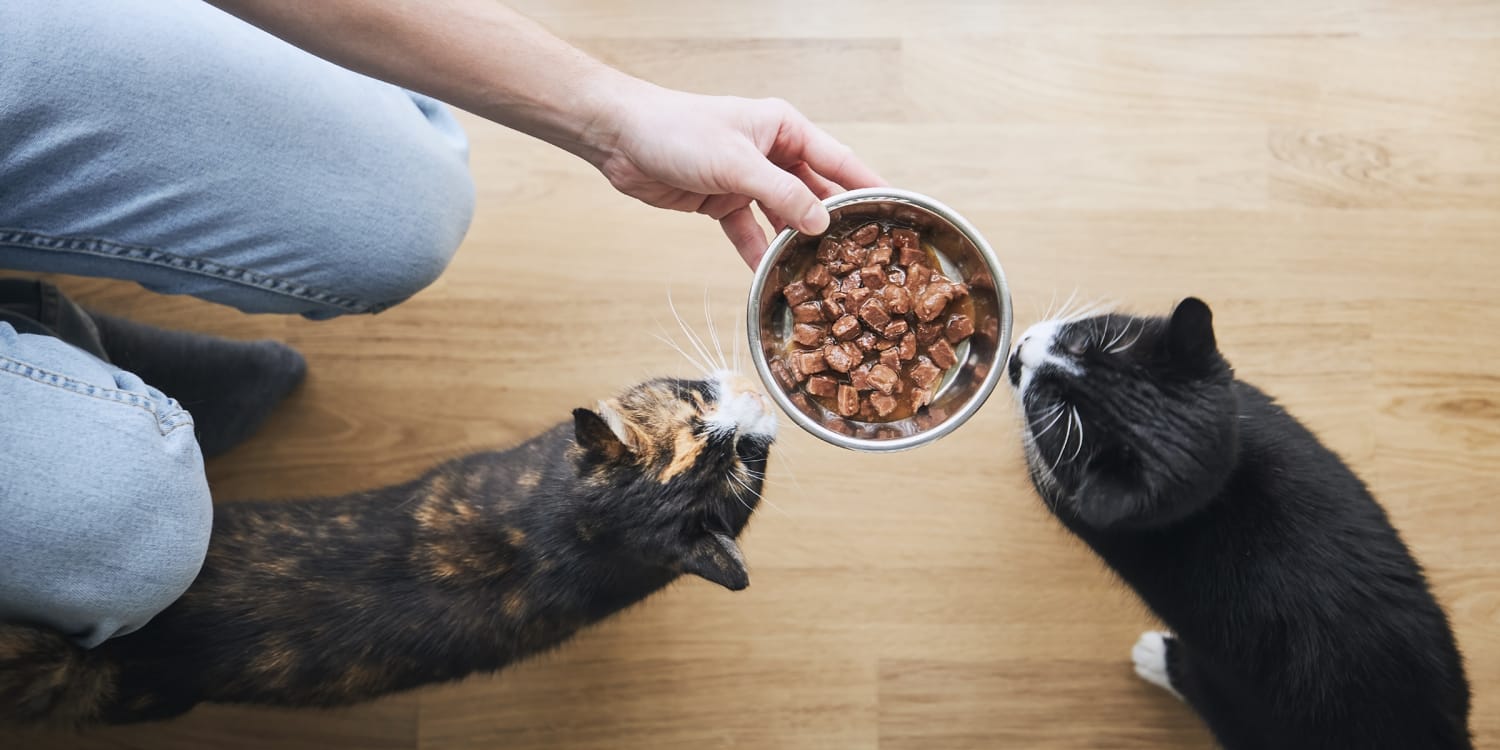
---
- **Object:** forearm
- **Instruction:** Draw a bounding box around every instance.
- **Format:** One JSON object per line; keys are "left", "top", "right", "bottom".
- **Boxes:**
{"left": 204, "top": 0, "right": 639, "bottom": 164}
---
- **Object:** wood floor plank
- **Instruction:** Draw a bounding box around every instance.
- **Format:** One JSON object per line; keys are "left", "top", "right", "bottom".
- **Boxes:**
{"left": 3, "top": 1, "right": 1498, "bottom": 748}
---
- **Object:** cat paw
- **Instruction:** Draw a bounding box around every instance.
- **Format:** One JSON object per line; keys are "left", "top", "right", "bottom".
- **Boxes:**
{"left": 1131, "top": 630, "right": 1184, "bottom": 701}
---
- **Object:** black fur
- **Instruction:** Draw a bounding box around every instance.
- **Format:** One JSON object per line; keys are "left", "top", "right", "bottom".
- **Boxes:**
{"left": 1009, "top": 298, "right": 1471, "bottom": 749}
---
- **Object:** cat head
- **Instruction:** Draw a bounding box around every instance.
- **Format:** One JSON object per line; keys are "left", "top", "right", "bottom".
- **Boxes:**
{"left": 570, "top": 370, "right": 777, "bottom": 590}
{"left": 1007, "top": 298, "right": 1238, "bottom": 530}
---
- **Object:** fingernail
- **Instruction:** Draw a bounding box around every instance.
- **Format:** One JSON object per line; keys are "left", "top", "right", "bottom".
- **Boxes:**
{"left": 802, "top": 204, "right": 830, "bottom": 235}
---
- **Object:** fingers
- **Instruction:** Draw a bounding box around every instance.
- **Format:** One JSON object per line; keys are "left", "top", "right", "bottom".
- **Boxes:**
{"left": 796, "top": 121, "right": 886, "bottom": 191}
{"left": 724, "top": 145, "right": 829, "bottom": 238}
{"left": 720, "top": 205, "right": 769, "bottom": 269}
{"left": 791, "top": 161, "right": 843, "bottom": 200}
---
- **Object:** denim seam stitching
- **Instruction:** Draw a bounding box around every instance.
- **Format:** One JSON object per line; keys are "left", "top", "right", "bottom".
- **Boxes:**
{"left": 0, "top": 228, "right": 392, "bottom": 315}
{"left": 0, "top": 356, "right": 194, "bottom": 436}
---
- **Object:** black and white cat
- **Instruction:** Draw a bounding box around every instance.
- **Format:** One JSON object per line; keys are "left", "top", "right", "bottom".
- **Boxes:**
{"left": 1008, "top": 297, "right": 1470, "bottom": 749}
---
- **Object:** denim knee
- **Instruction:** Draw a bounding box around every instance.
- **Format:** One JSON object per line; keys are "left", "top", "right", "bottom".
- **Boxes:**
{"left": 325, "top": 156, "right": 475, "bottom": 316}
{"left": 0, "top": 326, "right": 212, "bottom": 647}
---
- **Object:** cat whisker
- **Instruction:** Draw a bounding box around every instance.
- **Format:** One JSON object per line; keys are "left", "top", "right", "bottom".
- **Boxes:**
{"left": 703, "top": 288, "right": 729, "bottom": 371}
{"left": 667, "top": 289, "right": 719, "bottom": 374}
{"left": 724, "top": 475, "right": 754, "bottom": 513}
{"left": 1051, "top": 288, "right": 1079, "bottom": 322}
{"left": 1055, "top": 403, "right": 1075, "bottom": 468}
{"left": 1104, "top": 318, "right": 1133, "bottom": 352}
{"left": 1063, "top": 299, "right": 1114, "bottom": 324}
{"left": 736, "top": 464, "right": 789, "bottom": 517}
{"left": 768, "top": 446, "right": 806, "bottom": 499}
{"left": 651, "top": 329, "right": 711, "bottom": 377}
{"left": 1066, "top": 406, "right": 1086, "bottom": 465}
{"left": 1031, "top": 405, "right": 1067, "bottom": 440}
{"left": 1108, "top": 324, "right": 1144, "bottom": 354}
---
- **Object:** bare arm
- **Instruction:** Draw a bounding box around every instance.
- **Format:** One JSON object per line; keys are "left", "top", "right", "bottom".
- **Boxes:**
{"left": 204, "top": 0, "right": 885, "bottom": 266}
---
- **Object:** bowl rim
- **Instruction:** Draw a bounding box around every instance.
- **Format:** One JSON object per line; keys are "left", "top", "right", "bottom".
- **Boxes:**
{"left": 746, "top": 187, "right": 1014, "bottom": 452}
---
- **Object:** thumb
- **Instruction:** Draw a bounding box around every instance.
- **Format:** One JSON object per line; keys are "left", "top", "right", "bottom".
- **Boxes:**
{"left": 726, "top": 149, "right": 829, "bottom": 236}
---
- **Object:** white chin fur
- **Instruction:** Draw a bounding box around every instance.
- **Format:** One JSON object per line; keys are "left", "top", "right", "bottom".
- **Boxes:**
{"left": 705, "top": 371, "right": 778, "bottom": 439}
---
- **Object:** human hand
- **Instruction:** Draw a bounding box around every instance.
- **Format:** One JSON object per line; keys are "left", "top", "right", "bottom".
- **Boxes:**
{"left": 587, "top": 82, "right": 885, "bottom": 269}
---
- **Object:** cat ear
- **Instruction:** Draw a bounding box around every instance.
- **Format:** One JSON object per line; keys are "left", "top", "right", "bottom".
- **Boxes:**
{"left": 1166, "top": 297, "right": 1218, "bottom": 371}
{"left": 572, "top": 407, "right": 631, "bottom": 462}
{"left": 680, "top": 531, "right": 749, "bottom": 591}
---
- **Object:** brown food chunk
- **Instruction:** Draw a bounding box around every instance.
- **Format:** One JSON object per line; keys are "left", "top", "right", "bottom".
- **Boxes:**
{"left": 898, "top": 245, "right": 926, "bottom": 267}
{"left": 879, "top": 347, "right": 900, "bottom": 371}
{"left": 831, "top": 260, "right": 857, "bottom": 275}
{"left": 874, "top": 336, "right": 897, "bottom": 351}
{"left": 846, "top": 287, "right": 874, "bottom": 311}
{"left": 951, "top": 281, "right": 970, "bottom": 299}
{"left": 944, "top": 313, "right": 975, "bottom": 343}
{"left": 883, "top": 319, "right": 909, "bottom": 339}
{"left": 839, "top": 270, "right": 864, "bottom": 293}
{"left": 916, "top": 322, "right": 944, "bottom": 346}
{"left": 805, "top": 375, "right": 839, "bottom": 399}
{"left": 788, "top": 392, "right": 811, "bottom": 412}
{"left": 792, "top": 301, "right": 823, "bottom": 323}
{"left": 870, "top": 392, "right": 898, "bottom": 417}
{"left": 823, "top": 343, "right": 857, "bottom": 373}
{"left": 792, "top": 323, "right": 826, "bottom": 346}
{"left": 842, "top": 341, "right": 864, "bottom": 362}
{"left": 891, "top": 227, "right": 919, "bottom": 250}
{"left": 867, "top": 364, "right": 900, "bottom": 395}
{"left": 770, "top": 358, "right": 796, "bottom": 390}
{"left": 886, "top": 267, "right": 907, "bottom": 287}
{"left": 791, "top": 349, "right": 827, "bottom": 380}
{"left": 855, "top": 331, "right": 878, "bottom": 352}
{"left": 857, "top": 297, "right": 891, "bottom": 329}
{"left": 928, "top": 338, "right": 958, "bottom": 369}
{"left": 816, "top": 238, "right": 841, "bottom": 261}
{"left": 861, "top": 264, "right": 887, "bottom": 289}
{"left": 851, "top": 222, "right": 880, "bottom": 246}
{"left": 915, "top": 285, "right": 954, "bottom": 322}
{"left": 832, "top": 314, "right": 861, "bottom": 340}
{"left": 821, "top": 293, "right": 845, "bottom": 321}
{"left": 880, "top": 284, "right": 913, "bottom": 315}
{"left": 909, "top": 386, "right": 933, "bottom": 411}
{"left": 909, "top": 356, "right": 942, "bottom": 389}
{"left": 841, "top": 242, "right": 870, "bottom": 266}
{"left": 805, "top": 263, "right": 833, "bottom": 289}
{"left": 905, "top": 262, "right": 931, "bottom": 292}
{"left": 836, "top": 384, "right": 860, "bottom": 417}
{"left": 783, "top": 280, "right": 816, "bottom": 306}
{"left": 899, "top": 332, "right": 918, "bottom": 360}
{"left": 869, "top": 242, "right": 893, "bottom": 266}
{"left": 849, "top": 362, "right": 874, "bottom": 391}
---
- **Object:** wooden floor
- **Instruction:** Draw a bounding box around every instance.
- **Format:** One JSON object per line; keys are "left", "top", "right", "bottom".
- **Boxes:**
{"left": 12, "top": 1, "right": 1500, "bottom": 747}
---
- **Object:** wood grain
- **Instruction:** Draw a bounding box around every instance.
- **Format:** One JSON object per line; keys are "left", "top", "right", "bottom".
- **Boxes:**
{"left": 6, "top": 1, "right": 1499, "bottom": 748}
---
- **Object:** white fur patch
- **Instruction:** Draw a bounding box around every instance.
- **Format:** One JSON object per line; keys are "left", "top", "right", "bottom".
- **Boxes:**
{"left": 1132, "top": 631, "right": 1184, "bottom": 701}
{"left": 1015, "top": 320, "right": 1083, "bottom": 387}
{"left": 704, "top": 370, "right": 778, "bottom": 439}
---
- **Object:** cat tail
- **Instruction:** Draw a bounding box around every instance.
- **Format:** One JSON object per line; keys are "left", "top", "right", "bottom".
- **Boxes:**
{"left": 0, "top": 622, "right": 115, "bottom": 727}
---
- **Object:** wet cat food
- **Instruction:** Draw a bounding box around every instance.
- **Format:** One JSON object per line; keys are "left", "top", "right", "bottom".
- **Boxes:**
{"left": 773, "top": 222, "right": 976, "bottom": 422}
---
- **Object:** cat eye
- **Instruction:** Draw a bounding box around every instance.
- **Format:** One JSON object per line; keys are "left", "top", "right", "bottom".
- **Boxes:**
{"left": 1064, "top": 333, "right": 1091, "bottom": 356}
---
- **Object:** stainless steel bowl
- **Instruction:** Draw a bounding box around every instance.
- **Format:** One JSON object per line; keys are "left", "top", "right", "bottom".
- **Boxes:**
{"left": 747, "top": 188, "right": 1013, "bottom": 452}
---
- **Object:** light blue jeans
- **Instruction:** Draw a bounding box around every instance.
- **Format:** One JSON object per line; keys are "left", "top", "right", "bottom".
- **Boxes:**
{"left": 0, "top": 0, "right": 475, "bottom": 646}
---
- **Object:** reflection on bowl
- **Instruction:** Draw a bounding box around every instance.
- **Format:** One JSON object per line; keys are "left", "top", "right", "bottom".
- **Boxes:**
{"left": 747, "top": 188, "right": 1013, "bottom": 452}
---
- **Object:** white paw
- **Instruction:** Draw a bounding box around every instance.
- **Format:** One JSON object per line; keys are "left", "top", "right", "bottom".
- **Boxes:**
{"left": 1132, "top": 630, "right": 1184, "bottom": 701}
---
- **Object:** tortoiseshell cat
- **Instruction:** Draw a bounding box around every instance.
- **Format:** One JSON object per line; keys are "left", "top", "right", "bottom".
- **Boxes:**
{"left": 0, "top": 372, "right": 776, "bottom": 726}
{"left": 1009, "top": 298, "right": 1470, "bottom": 749}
